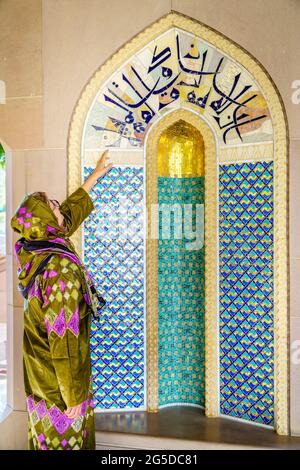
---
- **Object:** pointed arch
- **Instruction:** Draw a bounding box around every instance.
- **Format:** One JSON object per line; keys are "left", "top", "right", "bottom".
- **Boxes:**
{"left": 67, "top": 11, "right": 288, "bottom": 434}
{"left": 145, "top": 107, "right": 218, "bottom": 415}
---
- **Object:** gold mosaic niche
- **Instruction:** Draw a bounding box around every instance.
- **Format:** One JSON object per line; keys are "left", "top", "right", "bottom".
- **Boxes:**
{"left": 146, "top": 108, "right": 218, "bottom": 417}
{"left": 157, "top": 120, "right": 204, "bottom": 177}
{"left": 68, "top": 11, "right": 289, "bottom": 434}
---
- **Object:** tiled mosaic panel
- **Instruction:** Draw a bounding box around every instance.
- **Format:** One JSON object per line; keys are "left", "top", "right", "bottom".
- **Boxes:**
{"left": 158, "top": 177, "right": 205, "bottom": 407}
{"left": 83, "top": 28, "right": 272, "bottom": 151}
{"left": 83, "top": 166, "right": 145, "bottom": 410}
{"left": 219, "top": 161, "right": 274, "bottom": 426}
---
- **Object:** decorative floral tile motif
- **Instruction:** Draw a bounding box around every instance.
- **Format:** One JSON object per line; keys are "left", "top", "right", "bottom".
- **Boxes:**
{"left": 219, "top": 161, "right": 274, "bottom": 426}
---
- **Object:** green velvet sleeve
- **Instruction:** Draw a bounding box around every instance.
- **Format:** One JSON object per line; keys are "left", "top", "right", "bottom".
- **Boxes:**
{"left": 41, "top": 256, "right": 92, "bottom": 408}
{"left": 59, "top": 187, "right": 95, "bottom": 237}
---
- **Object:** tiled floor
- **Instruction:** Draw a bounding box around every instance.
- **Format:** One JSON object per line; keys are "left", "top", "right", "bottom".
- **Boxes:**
{"left": 95, "top": 406, "right": 300, "bottom": 450}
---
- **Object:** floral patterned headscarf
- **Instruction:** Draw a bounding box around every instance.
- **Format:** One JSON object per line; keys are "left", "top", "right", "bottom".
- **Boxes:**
{"left": 10, "top": 192, "right": 75, "bottom": 241}
{"left": 10, "top": 188, "right": 94, "bottom": 302}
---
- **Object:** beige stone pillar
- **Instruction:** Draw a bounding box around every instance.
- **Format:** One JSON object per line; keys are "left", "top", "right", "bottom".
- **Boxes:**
{"left": 0, "top": 0, "right": 43, "bottom": 449}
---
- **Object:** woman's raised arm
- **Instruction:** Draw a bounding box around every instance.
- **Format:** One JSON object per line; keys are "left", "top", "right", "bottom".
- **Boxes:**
{"left": 81, "top": 149, "right": 113, "bottom": 194}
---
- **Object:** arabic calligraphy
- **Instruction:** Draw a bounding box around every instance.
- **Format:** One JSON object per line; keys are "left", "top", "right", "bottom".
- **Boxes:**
{"left": 84, "top": 29, "right": 271, "bottom": 149}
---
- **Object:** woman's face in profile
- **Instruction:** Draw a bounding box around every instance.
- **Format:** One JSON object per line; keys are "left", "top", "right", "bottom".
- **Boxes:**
{"left": 48, "top": 198, "right": 65, "bottom": 228}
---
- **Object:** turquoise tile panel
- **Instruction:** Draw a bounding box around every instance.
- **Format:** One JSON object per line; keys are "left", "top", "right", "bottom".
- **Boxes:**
{"left": 158, "top": 177, "right": 205, "bottom": 407}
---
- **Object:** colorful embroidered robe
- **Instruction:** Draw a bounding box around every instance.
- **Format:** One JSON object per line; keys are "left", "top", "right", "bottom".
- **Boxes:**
{"left": 10, "top": 187, "right": 96, "bottom": 450}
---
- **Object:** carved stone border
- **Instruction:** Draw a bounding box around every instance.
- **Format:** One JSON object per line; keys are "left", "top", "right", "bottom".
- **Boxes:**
{"left": 67, "top": 11, "right": 289, "bottom": 434}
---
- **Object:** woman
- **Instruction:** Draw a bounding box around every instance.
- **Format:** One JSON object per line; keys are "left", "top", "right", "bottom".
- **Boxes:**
{"left": 10, "top": 150, "right": 113, "bottom": 450}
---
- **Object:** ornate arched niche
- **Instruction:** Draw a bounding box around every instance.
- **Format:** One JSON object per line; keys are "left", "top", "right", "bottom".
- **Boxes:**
{"left": 67, "top": 12, "right": 289, "bottom": 435}
{"left": 145, "top": 109, "right": 217, "bottom": 417}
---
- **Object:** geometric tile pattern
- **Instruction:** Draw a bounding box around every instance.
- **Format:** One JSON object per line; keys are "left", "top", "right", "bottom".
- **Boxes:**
{"left": 158, "top": 177, "right": 205, "bottom": 407}
{"left": 83, "top": 166, "right": 145, "bottom": 411}
{"left": 219, "top": 161, "right": 274, "bottom": 426}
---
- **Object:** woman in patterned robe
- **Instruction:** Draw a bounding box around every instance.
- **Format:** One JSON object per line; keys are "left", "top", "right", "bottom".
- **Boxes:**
{"left": 10, "top": 150, "right": 112, "bottom": 450}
